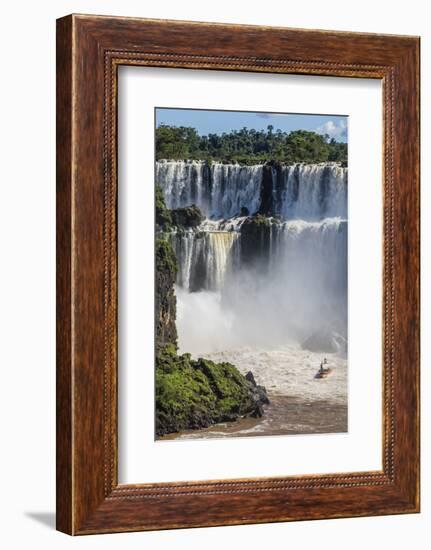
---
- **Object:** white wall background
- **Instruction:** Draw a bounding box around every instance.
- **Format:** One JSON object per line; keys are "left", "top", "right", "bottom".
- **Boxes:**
{"left": 0, "top": 0, "right": 427, "bottom": 548}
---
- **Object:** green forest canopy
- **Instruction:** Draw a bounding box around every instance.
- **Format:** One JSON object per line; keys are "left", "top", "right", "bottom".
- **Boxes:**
{"left": 156, "top": 124, "right": 347, "bottom": 164}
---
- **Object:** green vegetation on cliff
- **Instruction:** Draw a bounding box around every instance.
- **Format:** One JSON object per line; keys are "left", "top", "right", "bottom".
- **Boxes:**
{"left": 155, "top": 238, "right": 178, "bottom": 352}
{"left": 156, "top": 184, "right": 204, "bottom": 230}
{"left": 156, "top": 344, "right": 269, "bottom": 436}
{"left": 155, "top": 185, "right": 172, "bottom": 230}
{"left": 154, "top": 190, "right": 270, "bottom": 436}
{"left": 156, "top": 124, "right": 347, "bottom": 164}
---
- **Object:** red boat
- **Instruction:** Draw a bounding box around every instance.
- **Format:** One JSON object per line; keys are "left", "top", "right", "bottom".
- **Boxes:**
{"left": 314, "top": 367, "right": 333, "bottom": 379}
{"left": 314, "top": 358, "right": 333, "bottom": 379}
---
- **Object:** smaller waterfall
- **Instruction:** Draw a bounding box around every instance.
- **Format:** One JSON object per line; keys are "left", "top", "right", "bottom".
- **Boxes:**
{"left": 170, "top": 231, "right": 196, "bottom": 291}
{"left": 273, "top": 164, "right": 347, "bottom": 220}
{"left": 274, "top": 217, "right": 348, "bottom": 295}
{"left": 207, "top": 232, "right": 240, "bottom": 290}
{"left": 171, "top": 230, "right": 239, "bottom": 292}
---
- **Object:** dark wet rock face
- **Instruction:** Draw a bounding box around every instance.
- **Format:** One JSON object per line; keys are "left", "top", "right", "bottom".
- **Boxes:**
{"left": 155, "top": 188, "right": 178, "bottom": 353}
{"left": 258, "top": 164, "right": 274, "bottom": 216}
{"left": 245, "top": 370, "right": 257, "bottom": 386}
{"left": 155, "top": 238, "right": 178, "bottom": 352}
{"left": 171, "top": 204, "right": 204, "bottom": 228}
{"left": 240, "top": 214, "right": 272, "bottom": 266}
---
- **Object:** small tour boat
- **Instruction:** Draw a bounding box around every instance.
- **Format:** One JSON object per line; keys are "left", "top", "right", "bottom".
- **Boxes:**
{"left": 314, "top": 367, "right": 333, "bottom": 379}
{"left": 314, "top": 358, "right": 333, "bottom": 379}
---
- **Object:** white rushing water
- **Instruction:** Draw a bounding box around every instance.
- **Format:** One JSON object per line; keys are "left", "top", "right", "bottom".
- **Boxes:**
{"left": 156, "top": 160, "right": 263, "bottom": 219}
{"left": 170, "top": 230, "right": 240, "bottom": 292}
{"left": 272, "top": 163, "right": 347, "bottom": 220}
{"left": 156, "top": 160, "right": 347, "bottom": 220}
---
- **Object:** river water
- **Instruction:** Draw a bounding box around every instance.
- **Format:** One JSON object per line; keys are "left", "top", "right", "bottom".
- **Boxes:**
{"left": 161, "top": 345, "right": 347, "bottom": 440}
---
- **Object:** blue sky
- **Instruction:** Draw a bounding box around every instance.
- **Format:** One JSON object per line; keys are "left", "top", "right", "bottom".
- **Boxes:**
{"left": 156, "top": 108, "right": 348, "bottom": 142}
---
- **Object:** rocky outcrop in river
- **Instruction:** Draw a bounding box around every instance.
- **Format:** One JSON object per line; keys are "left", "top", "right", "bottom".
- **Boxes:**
{"left": 156, "top": 345, "right": 269, "bottom": 436}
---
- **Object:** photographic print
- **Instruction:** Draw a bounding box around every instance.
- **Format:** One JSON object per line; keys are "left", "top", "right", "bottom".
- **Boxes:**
{"left": 155, "top": 108, "right": 348, "bottom": 440}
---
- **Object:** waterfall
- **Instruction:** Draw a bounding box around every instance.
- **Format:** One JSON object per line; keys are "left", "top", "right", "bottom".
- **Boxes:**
{"left": 156, "top": 160, "right": 347, "bottom": 220}
{"left": 207, "top": 232, "right": 240, "bottom": 290}
{"left": 156, "top": 160, "right": 263, "bottom": 219}
{"left": 272, "top": 218, "right": 348, "bottom": 312}
{"left": 171, "top": 230, "right": 239, "bottom": 292}
{"left": 215, "top": 216, "right": 348, "bottom": 348}
{"left": 272, "top": 163, "right": 347, "bottom": 220}
{"left": 158, "top": 159, "right": 348, "bottom": 348}
{"left": 156, "top": 160, "right": 208, "bottom": 213}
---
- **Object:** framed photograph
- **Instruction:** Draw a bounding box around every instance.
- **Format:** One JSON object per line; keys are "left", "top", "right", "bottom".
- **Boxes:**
{"left": 56, "top": 14, "right": 420, "bottom": 534}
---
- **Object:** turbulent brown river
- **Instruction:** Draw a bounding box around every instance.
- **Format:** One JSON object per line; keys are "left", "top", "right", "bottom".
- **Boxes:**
{"left": 161, "top": 345, "right": 348, "bottom": 440}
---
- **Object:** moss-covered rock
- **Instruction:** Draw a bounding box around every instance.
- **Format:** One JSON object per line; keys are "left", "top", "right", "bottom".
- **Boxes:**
{"left": 171, "top": 204, "right": 204, "bottom": 228}
{"left": 156, "top": 345, "right": 269, "bottom": 436}
{"left": 155, "top": 238, "right": 178, "bottom": 352}
{"left": 155, "top": 185, "right": 172, "bottom": 230}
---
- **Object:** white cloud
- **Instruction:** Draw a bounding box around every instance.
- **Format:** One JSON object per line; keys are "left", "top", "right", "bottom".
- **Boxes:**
{"left": 317, "top": 119, "right": 347, "bottom": 141}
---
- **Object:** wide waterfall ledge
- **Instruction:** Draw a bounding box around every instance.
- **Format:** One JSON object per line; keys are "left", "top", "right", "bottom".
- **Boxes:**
{"left": 156, "top": 160, "right": 347, "bottom": 221}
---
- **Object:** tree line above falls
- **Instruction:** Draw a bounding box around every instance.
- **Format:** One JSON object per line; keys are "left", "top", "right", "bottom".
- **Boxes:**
{"left": 156, "top": 124, "right": 347, "bottom": 165}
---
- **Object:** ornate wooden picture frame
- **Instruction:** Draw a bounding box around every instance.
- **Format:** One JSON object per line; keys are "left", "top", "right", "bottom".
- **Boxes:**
{"left": 56, "top": 14, "right": 420, "bottom": 535}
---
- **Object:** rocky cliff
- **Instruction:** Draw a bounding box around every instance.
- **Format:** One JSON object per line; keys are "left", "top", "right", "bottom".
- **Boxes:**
{"left": 155, "top": 189, "right": 269, "bottom": 436}
{"left": 155, "top": 238, "right": 178, "bottom": 352}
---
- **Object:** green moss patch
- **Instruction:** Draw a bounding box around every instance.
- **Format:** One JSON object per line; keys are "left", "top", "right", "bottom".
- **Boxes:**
{"left": 156, "top": 345, "right": 269, "bottom": 436}
{"left": 155, "top": 238, "right": 178, "bottom": 351}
